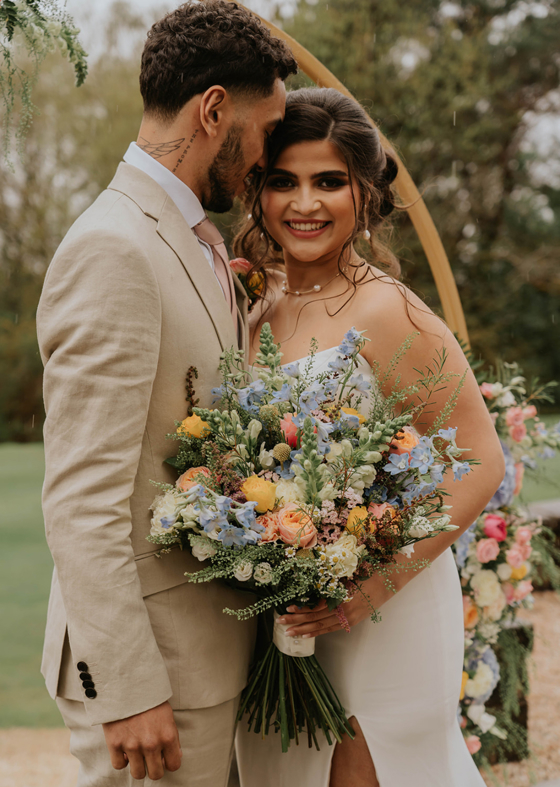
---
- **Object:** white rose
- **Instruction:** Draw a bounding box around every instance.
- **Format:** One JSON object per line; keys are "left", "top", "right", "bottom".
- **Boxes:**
{"left": 465, "top": 663, "right": 494, "bottom": 700}
{"left": 483, "top": 589, "right": 506, "bottom": 622}
{"left": 276, "top": 478, "right": 306, "bottom": 505}
{"left": 497, "top": 563, "right": 512, "bottom": 581}
{"left": 324, "top": 534, "right": 365, "bottom": 578}
{"left": 470, "top": 570, "right": 502, "bottom": 607}
{"left": 233, "top": 561, "right": 253, "bottom": 581}
{"left": 467, "top": 703, "right": 497, "bottom": 734}
{"left": 191, "top": 539, "right": 217, "bottom": 562}
{"left": 253, "top": 562, "right": 273, "bottom": 584}
{"left": 150, "top": 490, "right": 181, "bottom": 536}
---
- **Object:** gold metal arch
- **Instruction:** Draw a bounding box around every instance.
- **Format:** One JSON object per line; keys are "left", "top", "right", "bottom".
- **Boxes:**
{"left": 232, "top": 3, "right": 470, "bottom": 345}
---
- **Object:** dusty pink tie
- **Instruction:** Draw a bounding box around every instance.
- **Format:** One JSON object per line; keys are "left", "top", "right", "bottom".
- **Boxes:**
{"left": 193, "top": 217, "right": 237, "bottom": 329}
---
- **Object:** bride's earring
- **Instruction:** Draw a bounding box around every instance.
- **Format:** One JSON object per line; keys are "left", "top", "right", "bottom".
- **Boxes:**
{"left": 363, "top": 229, "right": 371, "bottom": 240}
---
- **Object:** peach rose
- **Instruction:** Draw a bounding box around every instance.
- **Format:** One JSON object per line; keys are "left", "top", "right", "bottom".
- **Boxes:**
{"left": 480, "top": 382, "right": 495, "bottom": 399}
{"left": 177, "top": 414, "right": 210, "bottom": 439}
{"left": 466, "top": 735, "right": 481, "bottom": 755}
{"left": 277, "top": 503, "right": 318, "bottom": 548}
{"left": 505, "top": 406, "right": 524, "bottom": 427}
{"left": 476, "top": 538, "right": 500, "bottom": 564}
{"left": 509, "top": 423, "right": 527, "bottom": 443}
{"left": 389, "top": 427, "right": 419, "bottom": 455}
{"left": 229, "top": 257, "right": 252, "bottom": 275}
{"left": 515, "top": 526, "right": 532, "bottom": 545}
{"left": 483, "top": 514, "right": 507, "bottom": 542}
{"left": 514, "top": 462, "right": 525, "bottom": 496}
{"left": 241, "top": 475, "right": 277, "bottom": 513}
{"left": 462, "top": 596, "right": 479, "bottom": 630}
{"left": 522, "top": 405, "right": 537, "bottom": 420}
{"left": 257, "top": 511, "right": 280, "bottom": 542}
{"left": 176, "top": 466, "right": 211, "bottom": 492}
{"left": 280, "top": 413, "right": 299, "bottom": 448}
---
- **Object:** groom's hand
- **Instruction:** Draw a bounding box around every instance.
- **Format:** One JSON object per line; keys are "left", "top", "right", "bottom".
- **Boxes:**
{"left": 102, "top": 700, "right": 182, "bottom": 780}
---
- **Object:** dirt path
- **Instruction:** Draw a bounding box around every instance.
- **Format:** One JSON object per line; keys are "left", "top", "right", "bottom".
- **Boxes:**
{"left": 1, "top": 592, "right": 558, "bottom": 787}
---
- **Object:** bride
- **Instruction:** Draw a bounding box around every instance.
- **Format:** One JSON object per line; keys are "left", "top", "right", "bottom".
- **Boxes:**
{"left": 233, "top": 88, "right": 505, "bottom": 786}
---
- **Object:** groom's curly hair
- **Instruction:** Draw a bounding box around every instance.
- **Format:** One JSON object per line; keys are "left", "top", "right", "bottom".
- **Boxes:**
{"left": 140, "top": 0, "right": 297, "bottom": 120}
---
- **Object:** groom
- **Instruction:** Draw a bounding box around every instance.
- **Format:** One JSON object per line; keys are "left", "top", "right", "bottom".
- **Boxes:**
{"left": 37, "top": 2, "right": 296, "bottom": 784}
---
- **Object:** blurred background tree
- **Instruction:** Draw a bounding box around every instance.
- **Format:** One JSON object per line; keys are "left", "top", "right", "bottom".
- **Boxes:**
{"left": 0, "top": 0, "right": 558, "bottom": 442}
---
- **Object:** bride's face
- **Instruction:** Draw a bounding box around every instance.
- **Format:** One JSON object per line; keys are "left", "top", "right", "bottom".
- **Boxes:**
{"left": 260, "top": 139, "right": 359, "bottom": 264}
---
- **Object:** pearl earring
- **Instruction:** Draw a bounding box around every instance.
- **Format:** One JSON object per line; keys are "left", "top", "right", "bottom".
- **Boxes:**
{"left": 247, "top": 214, "right": 252, "bottom": 220}
{"left": 363, "top": 229, "right": 371, "bottom": 241}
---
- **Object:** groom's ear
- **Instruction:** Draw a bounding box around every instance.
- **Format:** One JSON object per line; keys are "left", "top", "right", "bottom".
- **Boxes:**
{"left": 199, "top": 85, "right": 232, "bottom": 139}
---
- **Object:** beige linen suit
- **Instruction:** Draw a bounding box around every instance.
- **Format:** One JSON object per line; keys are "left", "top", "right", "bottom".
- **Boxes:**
{"left": 37, "top": 163, "right": 256, "bottom": 784}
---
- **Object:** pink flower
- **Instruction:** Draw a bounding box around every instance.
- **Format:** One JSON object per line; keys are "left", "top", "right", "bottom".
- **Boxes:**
{"left": 480, "top": 383, "right": 495, "bottom": 399}
{"left": 229, "top": 257, "right": 252, "bottom": 275}
{"left": 476, "top": 538, "right": 500, "bottom": 564}
{"left": 514, "top": 463, "right": 525, "bottom": 496}
{"left": 515, "top": 526, "right": 532, "bottom": 546}
{"left": 368, "top": 502, "right": 397, "bottom": 521}
{"left": 483, "top": 514, "right": 507, "bottom": 542}
{"left": 519, "top": 542, "right": 532, "bottom": 561}
{"left": 506, "top": 407, "right": 524, "bottom": 427}
{"left": 506, "top": 544, "right": 525, "bottom": 569}
{"left": 522, "top": 405, "right": 537, "bottom": 420}
{"left": 514, "top": 580, "right": 533, "bottom": 601}
{"left": 460, "top": 716, "right": 467, "bottom": 729}
{"left": 256, "top": 512, "right": 280, "bottom": 542}
{"left": 503, "top": 582, "right": 515, "bottom": 604}
{"left": 490, "top": 412, "right": 499, "bottom": 424}
{"left": 509, "top": 423, "right": 527, "bottom": 443}
{"left": 280, "top": 413, "right": 299, "bottom": 448}
{"left": 466, "top": 735, "right": 481, "bottom": 755}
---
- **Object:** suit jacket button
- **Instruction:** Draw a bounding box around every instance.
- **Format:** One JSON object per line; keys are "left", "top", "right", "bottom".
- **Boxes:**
{"left": 82, "top": 680, "right": 95, "bottom": 689}
{"left": 77, "top": 661, "right": 89, "bottom": 672}
{"left": 85, "top": 688, "right": 97, "bottom": 699}
{"left": 79, "top": 672, "right": 91, "bottom": 681}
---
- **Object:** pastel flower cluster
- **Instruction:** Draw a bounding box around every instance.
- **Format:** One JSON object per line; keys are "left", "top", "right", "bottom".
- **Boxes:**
{"left": 148, "top": 324, "right": 468, "bottom": 620}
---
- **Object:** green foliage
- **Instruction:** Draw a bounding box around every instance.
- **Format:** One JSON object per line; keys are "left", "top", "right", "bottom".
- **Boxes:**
{"left": 298, "top": 416, "right": 324, "bottom": 508}
{"left": 281, "top": 0, "right": 560, "bottom": 395}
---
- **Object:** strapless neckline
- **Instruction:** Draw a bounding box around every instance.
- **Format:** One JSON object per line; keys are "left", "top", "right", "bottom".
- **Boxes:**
{"left": 289, "top": 346, "right": 370, "bottom": 369}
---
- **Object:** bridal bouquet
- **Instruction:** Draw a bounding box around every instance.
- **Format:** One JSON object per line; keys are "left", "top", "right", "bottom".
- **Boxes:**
{"left": 148, "top": 325, "right": 472, "bottom": 751}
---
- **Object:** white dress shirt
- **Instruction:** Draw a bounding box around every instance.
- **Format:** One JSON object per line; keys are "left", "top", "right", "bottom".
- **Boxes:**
{"left": 123, "top": 141, "right": 217, "bottom": 275}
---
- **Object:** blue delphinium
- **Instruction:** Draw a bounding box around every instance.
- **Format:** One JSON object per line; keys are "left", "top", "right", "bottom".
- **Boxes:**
{"left": 384, "top": 453, "right": 411, "bottom": 475}
{"left": 452, "top": 461, "right": 471, "bottom": 481}
{"left": 282, "top": 361, "right": 300, "bottom": 378}
{"left": 454, "top": 522, "right": 476, "bottom": 568}
{"left": 270, "top": 383, "right": 292, "bottom": 404}
{"left": 237, "top": 379, "right": 266, "bottom": 411}
{"left": 485, "top": 441, "right": 516, "bottom": 510}
{"left": 410, "top": 437, "right": 435, "bottom": 473}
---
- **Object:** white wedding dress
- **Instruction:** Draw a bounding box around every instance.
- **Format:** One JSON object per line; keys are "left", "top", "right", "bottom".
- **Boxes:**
{"left": 235, "top": 347, "right": 486, "bottom": 787}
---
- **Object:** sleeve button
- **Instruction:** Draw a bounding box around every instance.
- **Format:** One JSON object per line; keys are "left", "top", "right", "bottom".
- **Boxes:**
{"left": 85, "top": 688, "right": 97, "bottom": 699}
{"left": 77, "top": 661, "right": 89, "bottom": 672}
{"left": 82, "top": 680, "right": 95, "bottom": 689}
{"left": 79, "top": 672, "right": 91, "bottom": 681}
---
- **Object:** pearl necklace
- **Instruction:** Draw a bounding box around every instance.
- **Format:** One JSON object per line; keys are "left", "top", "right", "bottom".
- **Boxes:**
{"left": 281, "top": 266, "right": 349, "bottom": 297}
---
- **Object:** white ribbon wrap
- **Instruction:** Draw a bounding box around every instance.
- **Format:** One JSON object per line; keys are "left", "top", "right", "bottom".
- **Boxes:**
{"left": 273, "top": 610, "right": 316, "bottom": 657}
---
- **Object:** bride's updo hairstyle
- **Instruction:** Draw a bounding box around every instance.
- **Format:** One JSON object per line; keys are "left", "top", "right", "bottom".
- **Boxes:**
{"left": 233, "top": 87, "right": 403, "bottom": 295}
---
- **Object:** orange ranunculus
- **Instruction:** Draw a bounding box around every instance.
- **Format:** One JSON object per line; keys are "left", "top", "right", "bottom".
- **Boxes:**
{"left": 462, "top": 596, "right": 479, "bottom": 630}
{"left": 341, "top": 407, "right": 366, "bottom": 425}
{"left": 176, "top": 466, "right": 211, "bottom": 492}
{"left": 247, "top": 270, "right": 265, "bottom": 297}
{"left": 389, "top": 427, "right": 419, "bottom": 455}
{"left": 256, "top": 512, "right": 280, "bottom": 542}
{"left": 177, "top": 414, "right": 210, "bottom": 439}
{"left": 460, "top": 670, "right": 469, "bottom": 701}
{"left": 241, "top": 475, "right": 277, "bottom": 513}
{"left": 277, "top": 503, "right": 317, "bottom": 548}
{"left": 345, "top": 506, "right": 370, "bottom": 537}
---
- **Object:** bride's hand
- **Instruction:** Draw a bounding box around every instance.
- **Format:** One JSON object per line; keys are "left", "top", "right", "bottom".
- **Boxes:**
{"left": 278, "top": 576, "right": 393, "bottom": 638}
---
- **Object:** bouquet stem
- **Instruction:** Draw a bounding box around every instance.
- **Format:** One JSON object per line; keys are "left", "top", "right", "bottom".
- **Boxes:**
{"left": 237, "top": 639, "right": 355, "bottom": 753}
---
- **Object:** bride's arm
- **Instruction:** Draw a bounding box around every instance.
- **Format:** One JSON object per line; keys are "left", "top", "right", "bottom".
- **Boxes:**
{"left": 280, "top": 279, "right": 505, "bottom": 637}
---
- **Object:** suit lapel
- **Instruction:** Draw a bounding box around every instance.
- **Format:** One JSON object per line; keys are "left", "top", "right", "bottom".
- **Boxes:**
{"left": 108, "top": 163, "right": 237, "bottom": 353}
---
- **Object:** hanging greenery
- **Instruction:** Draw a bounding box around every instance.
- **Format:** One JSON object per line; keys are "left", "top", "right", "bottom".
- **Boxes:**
{"left": 0, "top": 0, "right": 88, "bottom": 166}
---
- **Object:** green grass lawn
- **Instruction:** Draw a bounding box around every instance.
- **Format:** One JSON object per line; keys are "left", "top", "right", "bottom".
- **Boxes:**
{"left": 0, "top": 424, "right": 558, "bottom": 728}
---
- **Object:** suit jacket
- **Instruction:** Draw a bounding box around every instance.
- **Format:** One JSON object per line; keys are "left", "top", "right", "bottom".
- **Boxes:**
{"left": 37, "top": 162, "right": 256, "bottom": 726}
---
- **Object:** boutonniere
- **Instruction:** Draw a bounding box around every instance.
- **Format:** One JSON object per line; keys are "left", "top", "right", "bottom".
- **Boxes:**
{"left": 229, "top": 258, "right": 265, "bottom": 309}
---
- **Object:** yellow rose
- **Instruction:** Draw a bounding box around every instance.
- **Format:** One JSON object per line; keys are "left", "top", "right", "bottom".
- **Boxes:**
{"left": 511, "top": 564, "right": 528, "bottom": 581}
{"left": 341, "top": 407, "right": 366, "bottom": 425}
{"left": 242, "top": 475, "right": 277, "bottom": 513}
{"left": 177, "top": 414, "right": 210, "bottom": 439}
{"left": 345, "top": 506, "right": 369, "bottom": 537}
{"left": 460, "top": 671, "right": 469, "bottom": 701}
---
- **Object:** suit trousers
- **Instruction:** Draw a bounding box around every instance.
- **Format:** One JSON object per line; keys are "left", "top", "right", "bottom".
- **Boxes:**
{"left": 56, "top": 695, "right": 239, "bottom": 787}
